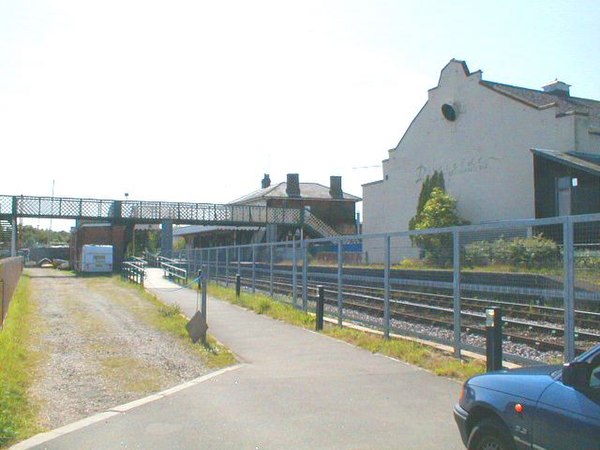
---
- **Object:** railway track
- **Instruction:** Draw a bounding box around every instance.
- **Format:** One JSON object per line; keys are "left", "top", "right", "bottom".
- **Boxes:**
{"left": 212, "top": 270, "right": 599, "bottom": 354}
{"left": 331, "top": 282, "right": 600, "bottom": 333}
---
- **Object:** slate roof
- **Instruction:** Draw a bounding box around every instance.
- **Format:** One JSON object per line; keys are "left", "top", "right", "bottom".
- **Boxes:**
{"left": 174, "top": 225, "right": 259, "bottom": 237}
{"left": 480, "top": 80, "right": 600, "bottom": 118}
{"left": 230, "top": 182, "right": 361, "bottom": 205}
{"left": 531, "top": 148, "right": 600, "bottom": 177}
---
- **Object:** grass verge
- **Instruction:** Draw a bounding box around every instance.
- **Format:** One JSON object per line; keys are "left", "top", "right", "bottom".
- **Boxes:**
{"left": 210, "top": 284, "right": 314, "bottom": 328}
{"left": 0, "top": 276, "right": 43, "bottom": 448}
{"left": 209, "top": 283, "right": 485, "bottom": 381}
{"left": 118, "top": 279, "right": 236, "bottom": 369}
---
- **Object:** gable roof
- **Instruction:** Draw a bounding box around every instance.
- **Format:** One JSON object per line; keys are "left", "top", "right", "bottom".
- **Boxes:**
{"left": 480, "top": 81, "right": 600, "bottom": 118}
{"left": 436, "top": 59, "right": 600, "bottom": 118}
{"left": 230, "top": 182, "right": 361, "bottom": 205}
{"left": 531, "top": 148, "right": 600, "bottom": 177}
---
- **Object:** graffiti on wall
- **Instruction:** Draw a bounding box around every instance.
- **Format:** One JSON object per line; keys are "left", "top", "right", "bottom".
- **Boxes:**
{"left": 416, "top": 155, "right": 500, "bottom": 183}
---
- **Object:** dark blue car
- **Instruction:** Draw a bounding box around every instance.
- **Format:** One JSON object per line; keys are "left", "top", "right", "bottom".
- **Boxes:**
{"left": 454, "top": 344, "right": 600, "bottom": 449}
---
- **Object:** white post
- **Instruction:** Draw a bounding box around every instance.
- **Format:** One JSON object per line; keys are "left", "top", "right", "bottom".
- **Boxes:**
{"left": 563, "top": 217, "right": 575, "bottom": 361}
{"left": 453, "top": 229, "right": 462, "bottom": 359}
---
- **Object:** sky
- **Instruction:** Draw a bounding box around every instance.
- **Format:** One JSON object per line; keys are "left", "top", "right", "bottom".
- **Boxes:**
{"left": 1, "top": 0, "right": 599, "bottom": 230}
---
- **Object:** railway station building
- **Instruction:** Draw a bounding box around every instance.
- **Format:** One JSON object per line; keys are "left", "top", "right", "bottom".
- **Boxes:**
{"left": 362, "top": 59, "right": 600, "bottom": 257}
{"left": 175, "top": 173, "right": 361, "bottom": 249}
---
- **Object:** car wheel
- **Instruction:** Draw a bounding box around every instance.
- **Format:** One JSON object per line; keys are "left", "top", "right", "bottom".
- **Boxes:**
{"left": 467, "top": 418, "right": 515, "bottom": 450}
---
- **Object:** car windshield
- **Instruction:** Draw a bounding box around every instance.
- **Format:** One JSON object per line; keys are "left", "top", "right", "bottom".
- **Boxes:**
{"left": 551, "top": 344, "right": 600, "bottom": 380}
{"left": 573, "top": 344, "right": 600, "bottom": 364}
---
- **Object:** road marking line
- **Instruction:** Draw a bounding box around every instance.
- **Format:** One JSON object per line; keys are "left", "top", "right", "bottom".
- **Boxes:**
{"left": 11, "top": 364, "right": 243, "bottom": 449}
{"left": 10, "top": 412, "right": 119, "bottom": 450}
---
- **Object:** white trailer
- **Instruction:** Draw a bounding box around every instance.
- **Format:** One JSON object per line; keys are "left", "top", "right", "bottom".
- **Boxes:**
{"left": 80, "top": 245, "right": 113, "bottom": 273}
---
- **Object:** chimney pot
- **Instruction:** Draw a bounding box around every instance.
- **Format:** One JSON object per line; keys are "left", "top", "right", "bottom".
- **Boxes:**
{"left": 286, "top": 173, "right": 301, "bottom": 197}
{"left": 329, "top": 176, "right": 343, "bottom": 199}
{"left": 261, "top": 174, "right": 271, "bottom": 189}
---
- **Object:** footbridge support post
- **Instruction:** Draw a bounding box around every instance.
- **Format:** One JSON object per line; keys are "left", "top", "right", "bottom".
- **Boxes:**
{"left": 10, "top": 216, "right": 17, "bottom": 257}
{"left": 10, "top": 196, "right": 17, "bottom": 257}
{"left": 161, "top": 220, "right": 173, "bottom": 258}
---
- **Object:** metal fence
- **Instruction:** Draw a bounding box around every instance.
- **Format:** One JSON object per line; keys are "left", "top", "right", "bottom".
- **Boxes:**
{"left": 0, "top": 257, "right": 24, "bottom": 329}
{"left": 173, "top": 214, "right": 600, "bottom": 365}
{"left": 121, "top": 257, "right": 147, "bottom": 286}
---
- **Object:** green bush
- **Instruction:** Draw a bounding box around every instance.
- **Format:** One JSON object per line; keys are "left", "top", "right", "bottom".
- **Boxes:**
{"left": 157, "top": 303, "right": 182, "bottom": 318}
{"left": 490, "top": 237, "right": 512, "bottom": 265}
{"left": 518, "top": 235, "right": 561, "bottom": 268}
{"left": 409, "top": 170, "right": 446, "bottom": 236}
{"left": 576, "top": 250, "right": 600, "bottom": 269}
{"left": 464, "top": 235, "right": 560, "bottom": 269}
{"left": 413, "top": 188, "right": 468, "bottom": 267}
{"left": 464, "top": 241, "right": 492, "bottom": 267}
{"left": 256, "top": 299, "right": 272, "bottom": 314}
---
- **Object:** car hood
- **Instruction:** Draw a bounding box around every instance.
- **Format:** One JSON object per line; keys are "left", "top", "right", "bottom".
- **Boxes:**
{"left": 467, "top": 365, "right": 561, "bottom": 401}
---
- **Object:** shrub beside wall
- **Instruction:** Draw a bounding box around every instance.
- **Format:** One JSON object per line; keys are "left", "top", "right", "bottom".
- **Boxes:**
{"left": 464, "top": 235, "right": 561, "bottom": 269}
{"left": 575, "top": 249, "right": 600, "bottom": 269}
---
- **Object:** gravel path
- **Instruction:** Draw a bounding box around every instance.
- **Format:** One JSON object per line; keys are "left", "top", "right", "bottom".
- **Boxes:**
{"left": 26, "top": 268, "right": 210, "bottom": 430}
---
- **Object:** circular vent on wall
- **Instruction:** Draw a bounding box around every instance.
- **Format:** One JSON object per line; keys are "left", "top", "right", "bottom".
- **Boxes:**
{"left": 441, "top": 103, "right": 457, "bottom": 121}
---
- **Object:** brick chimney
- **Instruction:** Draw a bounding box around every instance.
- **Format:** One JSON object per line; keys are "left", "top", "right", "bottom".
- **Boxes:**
{"left": 329, "top": 176, "right": 343, "bottom": 199}
{"left": 542, "top": 80, "right": 570, "bottom": 97}
{"left": 261, "top": 174, "right": 271, "bottom": 189}
{"left": 286, "top": 173, "right": 301, "bottom": 197}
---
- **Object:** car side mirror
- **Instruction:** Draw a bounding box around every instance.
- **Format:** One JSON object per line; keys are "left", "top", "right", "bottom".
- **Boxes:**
{"left": 562, "top": 361, "right": 591, "bottom": 389}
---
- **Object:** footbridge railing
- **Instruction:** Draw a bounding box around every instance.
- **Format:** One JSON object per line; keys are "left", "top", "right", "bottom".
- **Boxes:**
{"left": 303, "top": 207, "right": 340, "bottom": 238}
{"left": 121, "top": 261, "right": 145, "bottom": 286}
{"left": 157, "top": 256, "right": 188, "bottom": 285}
{"left": 0, "top": 195, "right": 303, "bottom": 227}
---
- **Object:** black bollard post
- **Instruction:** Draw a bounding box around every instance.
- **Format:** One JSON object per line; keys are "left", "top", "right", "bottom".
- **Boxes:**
{"left": 316, "top": 285, "right": 324, "bottom": 331}
{"left": 485, "top": 307, "right": 503, "bottom": 372}
{"left": 195, "top": 269, "right": 202, "bottom": 313}
{"left": 235, "top": 274, "right": 241, "bottom": 297}
{"left": 201, "top": 266, "right": 207, "bottom": 344}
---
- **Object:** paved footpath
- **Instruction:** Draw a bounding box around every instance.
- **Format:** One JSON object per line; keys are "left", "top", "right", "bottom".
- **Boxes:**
{"left": 18, "top": 269, "right": 464, "bottom": 449}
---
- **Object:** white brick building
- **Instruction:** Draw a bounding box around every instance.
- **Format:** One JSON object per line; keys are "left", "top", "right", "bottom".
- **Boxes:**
{"left": 362, "top": 59, "right": 600, "bottom": 249}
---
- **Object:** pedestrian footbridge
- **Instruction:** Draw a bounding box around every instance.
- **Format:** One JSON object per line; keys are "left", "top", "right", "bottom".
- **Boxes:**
{"left": 0, "top": 194, "right": 340, "bottom": 256}
{"left": 0, "top": 194, "right": 303, "bottom": 226}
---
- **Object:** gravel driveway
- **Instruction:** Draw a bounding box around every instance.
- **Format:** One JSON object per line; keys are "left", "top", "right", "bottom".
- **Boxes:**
{"left": 26, "top": 268, "right": 210, "bottom": 430}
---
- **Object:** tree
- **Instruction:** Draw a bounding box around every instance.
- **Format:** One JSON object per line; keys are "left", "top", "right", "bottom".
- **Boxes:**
{"left": 409, "top": 171, "right": 446, "bottom": 233}
{"left": 18, "top": 225, "right": 70, "bottom": 248}
{"left": 127, "top": 229, "right": 161, "bottom": 255}
{"left": 413, "top": 187, "right": 468, "bottom": 266}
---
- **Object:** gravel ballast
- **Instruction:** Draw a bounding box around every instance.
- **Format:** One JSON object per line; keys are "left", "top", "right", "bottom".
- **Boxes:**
{"left": 26, "top": 268, "right": 210, "bottom": 430}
